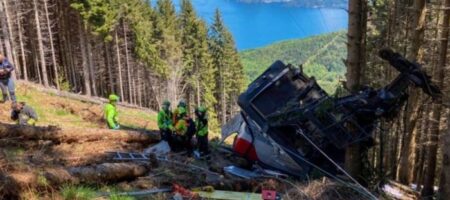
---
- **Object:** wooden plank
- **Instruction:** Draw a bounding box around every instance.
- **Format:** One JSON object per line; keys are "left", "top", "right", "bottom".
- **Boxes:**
{"left": 197, "top": 191, "right": 261, "bottom": 200}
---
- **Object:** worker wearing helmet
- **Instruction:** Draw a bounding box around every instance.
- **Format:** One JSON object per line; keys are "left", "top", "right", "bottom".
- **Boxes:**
{"left": 195, "top": 106, "right": 209, "bottom": 156}
{"left": 172, "top": 100, "right": 187, "bottom": 125}
{"left": 157, "top": 100, "right": 173, "bottom": 142}
{"left": 11, "top": 102, "right": 38, "bottom": 126}
{"left": 105, "top": 94, "right": 120, "bottom": 129}
{"left": 173, "top": 106, "right": 189, "bottom": 152}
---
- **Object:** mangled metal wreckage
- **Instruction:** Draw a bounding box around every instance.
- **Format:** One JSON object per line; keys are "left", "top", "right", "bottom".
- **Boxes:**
{"left": 222, "top": 49, "right": 441, "bottom": 179}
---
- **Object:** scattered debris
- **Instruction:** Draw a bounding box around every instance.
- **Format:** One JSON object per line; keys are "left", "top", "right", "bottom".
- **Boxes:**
{"left": 224, "top": 166, "right": 261, "bottom": 179}
{"left": 144, "top": 140, "right": 171, "bottom": 155}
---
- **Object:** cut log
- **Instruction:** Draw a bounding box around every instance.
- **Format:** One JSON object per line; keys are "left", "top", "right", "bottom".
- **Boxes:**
{"left": 0, "top": 123, "right": 160, "bottom": 144}
{"left": 0, "top": 163, "right": 151, "bottom": 198}
{"left": 44, "top": 162, "right": 150, "bottom": 185}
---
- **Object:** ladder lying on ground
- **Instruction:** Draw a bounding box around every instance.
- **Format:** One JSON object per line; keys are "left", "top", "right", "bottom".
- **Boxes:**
{"left": 107, "top": 151, "right": 150, "bottom": 161}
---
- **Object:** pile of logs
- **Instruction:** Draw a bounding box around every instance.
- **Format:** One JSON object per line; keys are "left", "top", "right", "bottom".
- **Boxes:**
{"left": 0, "top": 122, "right": 160, "bottom": 198}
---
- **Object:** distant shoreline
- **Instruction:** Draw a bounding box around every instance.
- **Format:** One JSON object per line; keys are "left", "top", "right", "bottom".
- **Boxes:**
{"left": 239, "top": 29, "right": 347, "bottom": 52}
{"left": 236, "top": 0, "right": 348, "bottom": 9}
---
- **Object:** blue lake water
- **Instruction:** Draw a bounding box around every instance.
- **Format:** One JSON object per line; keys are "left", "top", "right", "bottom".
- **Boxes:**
{"left": 171, "top": 0, "right": 348, "bottom": 50}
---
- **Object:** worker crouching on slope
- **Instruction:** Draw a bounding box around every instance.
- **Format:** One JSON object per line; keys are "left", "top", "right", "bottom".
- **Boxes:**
{"left": 105, "top": 94, "right": 120, "bottom": 130}
{"left": 11, "top": 102, "right": 38, "bottom": 126}
{"left": 195, "top": 106, "right": 209, "bottom": 156}
{"left": 157, "top": 100, "right": 173, "bottom": 143}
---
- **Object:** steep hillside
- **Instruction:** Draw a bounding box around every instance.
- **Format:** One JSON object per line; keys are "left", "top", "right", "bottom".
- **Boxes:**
{"left": 240, "top": 31, "right": 347, "bottom": 93}
{"left": 0, "top": 82, "right": 157, "bottom": 130}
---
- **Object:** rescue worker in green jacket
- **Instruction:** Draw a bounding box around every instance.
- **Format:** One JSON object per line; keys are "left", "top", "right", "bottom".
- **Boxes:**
{"left": 195, "top": 106, "right": 209, "bottom": 156}
{"left": 172, "top": 100, "right": 187, "bottom": 125}
{"left": 157, "top": 100, "right": 173, "bottom": 143}
{"left": 173, "top": 106, "right": 189, "bottom": 152}
{"left": 104, "top": 94, "right": 120, "bottom": 130}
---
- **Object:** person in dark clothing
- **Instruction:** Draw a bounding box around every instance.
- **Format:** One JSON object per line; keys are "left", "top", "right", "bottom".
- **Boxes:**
{"left": 11, "top": 102, "right": 38, "bottom": 126}
{"left": 195, "top": 106, "right": 209, "bottom": 156}
{"left": 0, "top": 54, "right": 16, "bottom": 103}
{"left": 184, "top": 116, "right": 196, "bottom": 155}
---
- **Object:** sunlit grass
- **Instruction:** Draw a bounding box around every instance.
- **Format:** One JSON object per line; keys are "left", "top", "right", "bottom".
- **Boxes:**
{"left": 12, "top": 82, "right": 157, "bottom": 130}
{"left": 60, "top": 185, "right": 96, "bottom": 200}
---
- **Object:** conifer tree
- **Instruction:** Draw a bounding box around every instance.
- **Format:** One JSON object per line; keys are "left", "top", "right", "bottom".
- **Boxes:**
{"left": 208, "top": 9, "right": 241, "bottom": 124}
{"left": 179, "top": 0, "right": 219, "bottom": 131}
{"left": 154, "top": 0, "right": 183, "bottom": 102}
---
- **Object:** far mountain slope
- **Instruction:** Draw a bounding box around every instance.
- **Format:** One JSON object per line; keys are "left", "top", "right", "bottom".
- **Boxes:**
{"left": 239, "top": 31, "right": 347, "bottom": 93}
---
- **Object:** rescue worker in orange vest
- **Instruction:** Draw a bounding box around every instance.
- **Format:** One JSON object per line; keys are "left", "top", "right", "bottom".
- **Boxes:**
{"left": 173, "top": 106, "right": 197, "bottom": 154}
{"left": 172, "top": 100, "right": 188, "bottom": 124}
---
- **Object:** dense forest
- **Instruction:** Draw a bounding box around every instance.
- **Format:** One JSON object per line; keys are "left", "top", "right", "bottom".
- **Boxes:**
{"left": 0, "top": 0, "right": 246, "bottom": 131}
{"left": 240, "top": 31, "right": 346, "bottom": 93}
{"left": 344, "top": 0, "right": 450, "bottom": 199}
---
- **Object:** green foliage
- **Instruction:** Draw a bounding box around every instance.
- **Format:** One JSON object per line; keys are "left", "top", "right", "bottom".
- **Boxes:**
{"left": 209, "top": 9, "right": 246, "bottom": 123}
{"left": 240, "top": 31, "right": 347, "bottom": 93}
{"left": 2, "top": 147, "right": 25, "bottom": 162}
{"left": 58, "top": 74, "right": 71, "bottom": 92}
{"left": 37, "top": 174, "right": 49, "bottom": 187}
{"left": 71, "top": 0, "right": 245, "bottom": 127}
{"left": 61, "top": 185, "right": 96, "bottom": 200}
{"left": 154, "top": 0, "right": 183, "bottom": 78}
{"left": 179, "top": 1, "right": 220, "bottom": 131}
{"left": 71, "top": 0, "right": 120, "bottom": 41}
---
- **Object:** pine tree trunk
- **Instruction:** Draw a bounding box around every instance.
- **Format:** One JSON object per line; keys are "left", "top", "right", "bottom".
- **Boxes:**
{"left": 399, "top": 0, "right": 427, "bottom": 184}
{"left": 123, "top": 22, "right": 133, "bottom": 104}
{"left": 43, "top": 0, "right": 59, "bottom": 89}
{"left": 104, "top": 42, "right": 114, "bottom": 93}
{"left": 0, "top": 0, "right": 15, "bottom": 78}
{"left": 137, "top": 67, "right": 142, "bottom": 107}
{"left": 33, "top": 0, "right": 49, "bottom": 87}
{"left": 344, "top": 0, "right": 367, "bottom": 182}
{"left": 436, "top": 0, "right": 450, "bottom": 198}
{"left": 79, "top": 19, "right": 91, "bottom": 96}
{"left": 0, "top": 31, "right": 4, "bottom": 55}
{"left": 86, "top": 28, "right": 97, "bottom": 96}
{"left": 1, "top": 0, "right": 19, "bottom": 78}
{"left": 17, "top": 14, "right": 27, "bottom": 81}
{"left": 409, "top": 108, "right": 424, "bottom": 182}
{"left": 115, "top": 30, "right": 124, "bottom": 100}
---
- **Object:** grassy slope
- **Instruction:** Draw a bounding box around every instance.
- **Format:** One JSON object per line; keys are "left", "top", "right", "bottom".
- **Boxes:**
{"left": 240, "top": 31, "right": 347, "bottom": 93}
{"left": 0, "top": 82, "right": 157, "bottom": 130}
{"left": 0, "top": 82, "right": 158, "bottom": 200}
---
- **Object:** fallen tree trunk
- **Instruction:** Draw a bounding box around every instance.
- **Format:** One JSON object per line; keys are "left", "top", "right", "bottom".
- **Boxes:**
{"left": 0, "top": 163, "right": 151, "bottom": 198}
{"left": 44, "top": 162, "right": 150, "bottom": 185}
{"left": 0, "top": 123, "right": 159, "bottom": 144}
{"left": 19, "top": 80, "right": 155, "bottom": 112}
